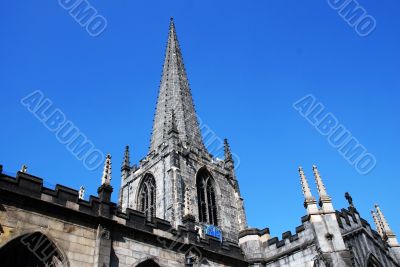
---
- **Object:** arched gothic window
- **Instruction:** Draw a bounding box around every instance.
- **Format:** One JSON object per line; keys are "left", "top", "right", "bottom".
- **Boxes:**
{"left": 138, "top": 174, "right": 156, "bottom": 221}
{"left": 367, "top": 254, "right": 382, "bottom": 267}
{"left": 197, "top": 169, "right": 218, "bottom": 226}
{"left": 0, "top": 232, "right": 66, "bottom": 266}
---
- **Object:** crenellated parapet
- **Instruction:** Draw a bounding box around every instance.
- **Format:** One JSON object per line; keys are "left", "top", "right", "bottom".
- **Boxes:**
{"left": 239, "top": 221, "right": 317, "bottom": 266}
{"left": 336, "top": 203, "right": 400, "bottom": 266}
{"left": 0, "top": 165, "right": 246, "bottom": 265}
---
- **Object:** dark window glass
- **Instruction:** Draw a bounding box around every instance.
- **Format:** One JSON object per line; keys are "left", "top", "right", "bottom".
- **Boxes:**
{"left": 138, "top": 175, "right": 156, "bottom": 221}
{"left": 197, "top": 170, "right": 218, "bottom": 226}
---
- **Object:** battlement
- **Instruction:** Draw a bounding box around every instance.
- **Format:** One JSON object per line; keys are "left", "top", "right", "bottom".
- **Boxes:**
{"left": 0, "top": 166, "right": 245, "bottom": 263}
{"left": 239, "top": 221, "right": 315, "bottom": 264}
{"left": 336, "top": 207, "right": 388, "bottom": 248}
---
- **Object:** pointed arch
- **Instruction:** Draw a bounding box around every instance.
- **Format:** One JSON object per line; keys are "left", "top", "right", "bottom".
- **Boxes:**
{"left": 135, "top": 259, "right": 161, "bottom": 267}
{"left": 196, "top": 168, "right": 218, "bottom": 226}
{"left": 0, "top": 231, "right": 68, "bottom": 267}
{"left": 365, "top": 253, "right": 382, "bottom": 267}
{"left": 137, "top": 173, "right": 157, "bottom": 221}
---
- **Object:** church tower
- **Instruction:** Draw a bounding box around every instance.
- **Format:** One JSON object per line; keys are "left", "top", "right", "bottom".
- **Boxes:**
{"left": 119, "top": 18, "right": 247, "bottom": 242}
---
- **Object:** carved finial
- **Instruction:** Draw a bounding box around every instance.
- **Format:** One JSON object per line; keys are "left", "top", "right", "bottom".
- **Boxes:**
{"left": 375, "top": 204, "right": 400, "bottom": 246}
{"left": 299, "top": 167, "right": 318, "bottom": 214}
{"left": 224, "top": 139, "right": 233, "bottom": 163}
{"left": 79, "top": 186, "right": 85, "bottom": 200}
{"left": 122, "top": 145, "right": 130, "bottom": 171}
{"left": 313, "top": 165, "right": 329, "bottom": 198}
{"left": 371, "top": 210, "right": 384, "bottom": 238}
{"left": 375, "top": 204, "right": 398, "bottom": 246}
{"left": 101, "top": 154, "right": 112, "bottom": 185}
{"left": 375, "top": 205, "right": 392, "bottom": 234}
{"left": 299, "top": 167, "right": 313, "bottom": 200}
{"left": 20, "top": 164, "right": 28, "bottom": 173}
{"left": 345, "top": 192, "right": 354, "bottom": 208}
{"left": 312, "top": 165, "right": 334, "bottom": 213}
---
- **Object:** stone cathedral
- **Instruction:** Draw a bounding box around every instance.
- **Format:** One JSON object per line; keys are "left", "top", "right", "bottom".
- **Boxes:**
{"left": 0, "top": 19, "right": 399, "bottom": 267}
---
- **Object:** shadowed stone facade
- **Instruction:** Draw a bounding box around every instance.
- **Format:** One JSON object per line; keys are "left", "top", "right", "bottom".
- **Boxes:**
{"left": 1, "top": 19, "right": 399, "bottom": 267}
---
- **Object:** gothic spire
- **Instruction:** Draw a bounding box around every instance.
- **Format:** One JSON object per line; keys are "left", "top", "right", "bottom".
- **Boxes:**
{"left": 101, "top": 154, "right": 112, "bottom": 185}
{"left": 150, "top": 18, "right": 206, "bottom": 153}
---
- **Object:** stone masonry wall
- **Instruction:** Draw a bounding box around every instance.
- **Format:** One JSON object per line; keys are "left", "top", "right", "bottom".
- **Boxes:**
{"left": 120, "top": 143, "right": 246, "bottom": 243}
{"left": 1, "top": 168, "right": 247, "bottom": 267}
{"left": 240, "top": 222, "right": 319, "bottom": 267}
{"left": 0, "top": 204, "right": 97, "bottom": 267}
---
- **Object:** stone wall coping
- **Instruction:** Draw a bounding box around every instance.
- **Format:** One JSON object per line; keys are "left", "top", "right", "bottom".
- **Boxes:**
{"left": 239, "top": 223, "right": 306, "bottom": 248}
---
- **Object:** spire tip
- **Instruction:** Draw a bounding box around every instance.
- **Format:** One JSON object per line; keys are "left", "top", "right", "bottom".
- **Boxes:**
{"left": 312, "top": 164, "right": 318, "bottom": 170}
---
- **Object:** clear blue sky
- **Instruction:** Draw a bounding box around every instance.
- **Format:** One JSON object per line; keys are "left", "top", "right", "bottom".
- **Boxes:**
{"left": 1, "top": 0, "right": 399, "bottom": 237}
